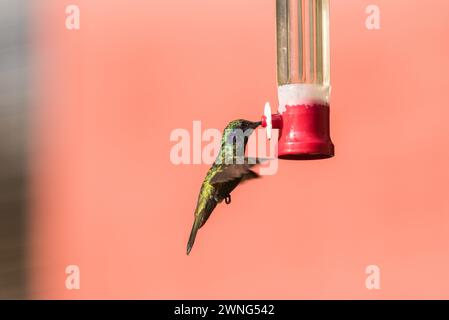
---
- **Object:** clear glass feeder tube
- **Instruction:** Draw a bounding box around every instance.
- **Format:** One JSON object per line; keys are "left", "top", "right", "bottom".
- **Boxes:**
{"left": 272, "top": 0, "right": 334, "bottom": 159}
{"left": 276, "top": 0, "right": 330, "bottom": 87}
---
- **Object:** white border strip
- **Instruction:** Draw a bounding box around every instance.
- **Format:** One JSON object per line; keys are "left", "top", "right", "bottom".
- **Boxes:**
{"left": 278, "top": 84, "right": 331, "bottom": 113}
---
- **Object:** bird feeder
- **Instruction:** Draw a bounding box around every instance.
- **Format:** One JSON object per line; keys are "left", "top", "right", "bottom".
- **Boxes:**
{"left": 262, "top": 0, "right": 334, "bottom": 159}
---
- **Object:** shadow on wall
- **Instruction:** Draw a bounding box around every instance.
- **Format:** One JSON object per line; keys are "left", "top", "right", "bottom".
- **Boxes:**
{"left": 0, "top": 0, "right": 28, "bottom": 299}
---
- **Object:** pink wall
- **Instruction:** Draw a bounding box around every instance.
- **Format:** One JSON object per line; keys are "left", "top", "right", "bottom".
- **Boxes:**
{"left": 30, "top": 0, "right": 449, "bottom": 299}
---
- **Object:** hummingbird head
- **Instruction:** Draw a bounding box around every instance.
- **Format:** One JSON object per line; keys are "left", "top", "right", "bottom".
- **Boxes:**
{"left": 217, "top": 119, "right": 261, "bottom": 163}
{"left": 222, "top": 119, "right": 262, "bottom": 146}
{"left": 225, "top": 119, "right": 262, "bottom": 132}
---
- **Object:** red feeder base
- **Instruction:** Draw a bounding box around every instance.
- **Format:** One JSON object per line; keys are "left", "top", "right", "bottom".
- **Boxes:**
{"left": 263, "top": 104, "right": 334, "bottom": 160}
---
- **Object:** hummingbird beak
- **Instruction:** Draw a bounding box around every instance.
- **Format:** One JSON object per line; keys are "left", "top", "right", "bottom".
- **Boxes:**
{"left": 249, "top": 121, "right": 262, "bottom": 129}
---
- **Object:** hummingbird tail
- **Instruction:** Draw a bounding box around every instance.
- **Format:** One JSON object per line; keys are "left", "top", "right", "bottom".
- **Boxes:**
{"left": 187, "top": 218, "right": 201, "bottom": 255}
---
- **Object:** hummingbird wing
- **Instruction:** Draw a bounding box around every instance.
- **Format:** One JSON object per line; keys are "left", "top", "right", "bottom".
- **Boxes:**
{"left": 209, "top": 164, "right": 259, "bottom": 185}
{"left": 209, "top": 158, "right": 268, "bottom": 185}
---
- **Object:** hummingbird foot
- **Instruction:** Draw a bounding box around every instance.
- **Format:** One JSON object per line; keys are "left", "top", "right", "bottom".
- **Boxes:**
{"left": 225, "top": 195, "right": 231, "bottom": 205}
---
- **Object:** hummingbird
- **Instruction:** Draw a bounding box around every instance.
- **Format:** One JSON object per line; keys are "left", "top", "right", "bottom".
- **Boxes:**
{"left": 187, "top": 119, "right": 263, "bottom": 255}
